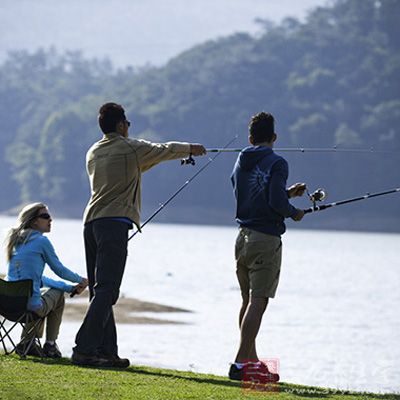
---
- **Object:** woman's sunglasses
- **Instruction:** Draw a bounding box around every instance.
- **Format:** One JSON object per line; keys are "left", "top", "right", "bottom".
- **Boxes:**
{"left": 37, "top": 213, "right": 51, "bottom": 220}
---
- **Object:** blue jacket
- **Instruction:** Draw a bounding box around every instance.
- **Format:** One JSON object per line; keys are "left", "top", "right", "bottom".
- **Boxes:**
{"left": 6, "top": 231, "right": 83, "bottom": 311}
{"left": 231, "top": 146, "right": 298, "bottom": 236}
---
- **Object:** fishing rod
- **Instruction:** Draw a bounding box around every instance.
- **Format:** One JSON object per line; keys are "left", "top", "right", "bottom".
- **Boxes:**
{"left": 128, "top": 135, "right": 238, "bottom": 241}
{"left": 304, "top": 187, "right": 400, "bottom": 214}
{"left": 205, "top": 147, "right": 398, "bottom": 154}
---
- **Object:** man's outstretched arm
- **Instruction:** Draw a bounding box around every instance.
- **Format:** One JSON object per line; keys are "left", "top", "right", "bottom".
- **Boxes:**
{"left": 134, "top": 139, "right": 206, "bottom": 172}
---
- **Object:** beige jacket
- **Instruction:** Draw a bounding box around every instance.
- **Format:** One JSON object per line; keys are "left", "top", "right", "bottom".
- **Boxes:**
{"left": 83, "top": 132, "right": 191, "bottom": 228}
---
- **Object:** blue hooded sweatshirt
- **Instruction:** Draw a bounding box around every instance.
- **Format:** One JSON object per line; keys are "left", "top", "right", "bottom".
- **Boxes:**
{"left": 231, "top": 146, "right": 298, "bottom": 236}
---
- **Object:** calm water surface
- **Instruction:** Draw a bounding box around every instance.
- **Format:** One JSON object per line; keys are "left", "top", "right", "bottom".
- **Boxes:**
{"left": 0, "top": 217, "right": 399, "bottom": 393}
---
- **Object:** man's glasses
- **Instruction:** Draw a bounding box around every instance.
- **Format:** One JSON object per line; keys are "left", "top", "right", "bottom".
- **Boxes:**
{"left": 37, "top": 213, "right": 51, "bottom": 220}
{"left": 125, "top": 120, "right": 131, "bottom": 127}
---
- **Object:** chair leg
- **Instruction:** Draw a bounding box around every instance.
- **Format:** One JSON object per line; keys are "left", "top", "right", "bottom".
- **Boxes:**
{"left": 0, "top": 318, "right": 9, "bottom": 354}
{"left": 33, "top": 335, "right": 44, "bottom": 357}
{"left": 0, "top": 314, "right": 45, "bottom": 358}
{"left": 0, "top": 316, "right": 24, "bottom": 355}
{"left": 17, "top": 334, "right": 41, "bottom": 358}
{"left": 18, "top": 315, "right": 45, "bottom": 358}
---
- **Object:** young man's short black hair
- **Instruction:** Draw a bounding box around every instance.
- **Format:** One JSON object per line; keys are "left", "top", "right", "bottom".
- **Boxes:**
{"left": 98, "top": 102, "right": 126, "bottom": 134}
{"left": 249, "top": 112, "right": 275, "bottom": 144}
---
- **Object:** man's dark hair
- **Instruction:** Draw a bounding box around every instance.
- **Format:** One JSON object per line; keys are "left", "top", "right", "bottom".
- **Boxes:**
{"left": 98, "top": 102, "right": 126, "bottom": 134}
{"left": 249, "top": 112, "right": 275, "bottom": 144}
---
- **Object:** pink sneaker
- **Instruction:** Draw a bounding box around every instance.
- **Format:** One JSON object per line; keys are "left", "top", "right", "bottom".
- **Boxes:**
{"left": 243, "top": 361, "right": 280, "bottom": 383}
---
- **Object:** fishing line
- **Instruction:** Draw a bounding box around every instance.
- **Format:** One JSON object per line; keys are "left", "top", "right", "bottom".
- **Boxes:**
{"left": 205, "top": 147, "right": 399, "bottom": 154}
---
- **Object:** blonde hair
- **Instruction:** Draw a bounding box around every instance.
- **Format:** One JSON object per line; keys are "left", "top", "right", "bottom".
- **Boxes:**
{"left": 5, "top": 202, "right": 47, "bottom": 262}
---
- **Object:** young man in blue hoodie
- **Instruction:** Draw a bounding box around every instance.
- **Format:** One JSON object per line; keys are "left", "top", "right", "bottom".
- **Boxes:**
{"left": 229, "top": 112, "right": 306, "bottom": 381}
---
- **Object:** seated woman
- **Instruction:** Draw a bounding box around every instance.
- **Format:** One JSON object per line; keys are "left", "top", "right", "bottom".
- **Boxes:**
{"left": 5, "top": 202, "right": 88, "bottom": 358}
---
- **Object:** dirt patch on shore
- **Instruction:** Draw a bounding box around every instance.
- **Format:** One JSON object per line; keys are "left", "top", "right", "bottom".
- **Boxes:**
{"left": 65, "top": 293, "right": 191, "bottom": 325}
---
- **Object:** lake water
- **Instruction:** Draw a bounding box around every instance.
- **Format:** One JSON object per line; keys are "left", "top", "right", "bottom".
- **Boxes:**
{"left": 0, "top": 216, "right": 399, "bottom": 394}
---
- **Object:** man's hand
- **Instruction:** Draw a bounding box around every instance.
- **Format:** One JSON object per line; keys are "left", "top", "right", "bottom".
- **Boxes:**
{"left": 287, "top": 183, "right": 307, "bottom": 198}
{"left": 190, "top": 144, "right": 207, "bottom": 156}
{"left": 291, "top": 209, "right": 305, "bottom": 221}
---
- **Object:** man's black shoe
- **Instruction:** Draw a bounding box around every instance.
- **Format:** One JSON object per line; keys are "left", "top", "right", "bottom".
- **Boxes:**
{"left": 71, "top": 351, "right": 112, "bottom": 367}
{"left": 43, "top": 342, "right": 62, "bottom": 358}
{"left": 228, "top": 364, "right": 243, "bottom": 381}
{"left": 99, "top": 354, "right": 130, "bottom": 369}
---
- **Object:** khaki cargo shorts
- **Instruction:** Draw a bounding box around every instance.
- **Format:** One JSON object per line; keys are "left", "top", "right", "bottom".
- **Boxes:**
{"left": 235, "top": 227, "right": 282, "bottom": 299}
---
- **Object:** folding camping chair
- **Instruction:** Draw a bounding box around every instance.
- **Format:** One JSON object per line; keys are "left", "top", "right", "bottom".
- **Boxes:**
{"left": 0, "top": 278, "right": 44, "bottom": 358}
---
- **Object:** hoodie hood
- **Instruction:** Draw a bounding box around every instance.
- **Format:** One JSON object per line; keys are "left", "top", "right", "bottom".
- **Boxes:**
{"left": 237, "top": 146, "right": 274, "bottom": 171}
{"left": 15, "top": 229, "right": 42, "bottom": 246}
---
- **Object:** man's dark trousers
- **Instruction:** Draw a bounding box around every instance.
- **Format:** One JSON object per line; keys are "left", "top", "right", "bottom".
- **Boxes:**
{"left": 74, "top": 219, "right": 129, "bottom": 356}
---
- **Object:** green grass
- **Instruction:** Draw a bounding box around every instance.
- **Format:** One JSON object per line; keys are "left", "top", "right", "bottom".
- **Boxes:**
{"left": 0, "top": 355, "right": 398, "bottom": 400}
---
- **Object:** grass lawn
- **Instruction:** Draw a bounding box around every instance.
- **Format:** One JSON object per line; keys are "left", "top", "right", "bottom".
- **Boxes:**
{"left": 0, "top": 355, "right": 399, "bottom": 400}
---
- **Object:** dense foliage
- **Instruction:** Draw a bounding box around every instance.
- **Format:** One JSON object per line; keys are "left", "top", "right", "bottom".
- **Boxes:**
{"left": 1, "top": 0, "right": 399, "bottom": 231}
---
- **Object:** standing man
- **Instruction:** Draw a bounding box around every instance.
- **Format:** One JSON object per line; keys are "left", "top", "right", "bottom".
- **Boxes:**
{"left": 229, "top": 112, "right": 306, "bottom": 381}
{"left": 72, "top": 102, "right": 206, "bottom": 368}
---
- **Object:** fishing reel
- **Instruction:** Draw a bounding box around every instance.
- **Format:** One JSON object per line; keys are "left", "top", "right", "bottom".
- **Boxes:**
{"left": 308, "top": 188, "right": 327, "bottom": 208}
{"left": 181, "top": 154, "right": 196, "bottom": 166}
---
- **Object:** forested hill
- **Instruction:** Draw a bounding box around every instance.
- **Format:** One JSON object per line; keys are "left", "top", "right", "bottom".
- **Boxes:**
{"left": 1, "top": 0, "right": 399, "bottom": 232}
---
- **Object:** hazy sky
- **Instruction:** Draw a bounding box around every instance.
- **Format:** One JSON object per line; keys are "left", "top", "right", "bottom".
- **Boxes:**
{"left": 1, "top": 0, "right": 329, "bottom": 67}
